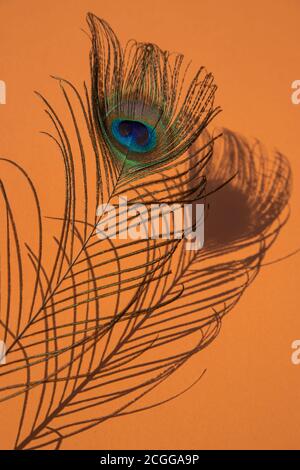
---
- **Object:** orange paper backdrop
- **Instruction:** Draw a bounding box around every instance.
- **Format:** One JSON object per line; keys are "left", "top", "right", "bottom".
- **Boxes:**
{"left": 0, "top": 0, "right": 299, "bottom": 450}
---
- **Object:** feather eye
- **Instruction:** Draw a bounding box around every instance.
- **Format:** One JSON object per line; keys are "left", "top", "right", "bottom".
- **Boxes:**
{"left": 111, "top": 118, "right": 156, "bottom": 153}
{"left": 87, "top": 13, "right": 220, "bottom": 170}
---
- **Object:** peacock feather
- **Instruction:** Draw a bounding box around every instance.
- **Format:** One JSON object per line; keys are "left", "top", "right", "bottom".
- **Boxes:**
{"left": 0, "top": 13, "right": 291, "bottom": 450}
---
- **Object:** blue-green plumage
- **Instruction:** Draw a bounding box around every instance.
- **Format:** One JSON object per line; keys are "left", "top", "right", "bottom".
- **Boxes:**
{"left": 111, "top": 118, "right": 157, "bottom": 154}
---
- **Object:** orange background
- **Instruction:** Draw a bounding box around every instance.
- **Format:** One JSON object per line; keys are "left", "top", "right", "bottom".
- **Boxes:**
{"left": 0, "top": 0, "right": 300, "bottom": 450}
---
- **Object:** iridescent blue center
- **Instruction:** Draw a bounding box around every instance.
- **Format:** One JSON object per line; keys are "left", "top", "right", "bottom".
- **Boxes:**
{"left": 111, "top": 119, "right": 156, "bottom": 153}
